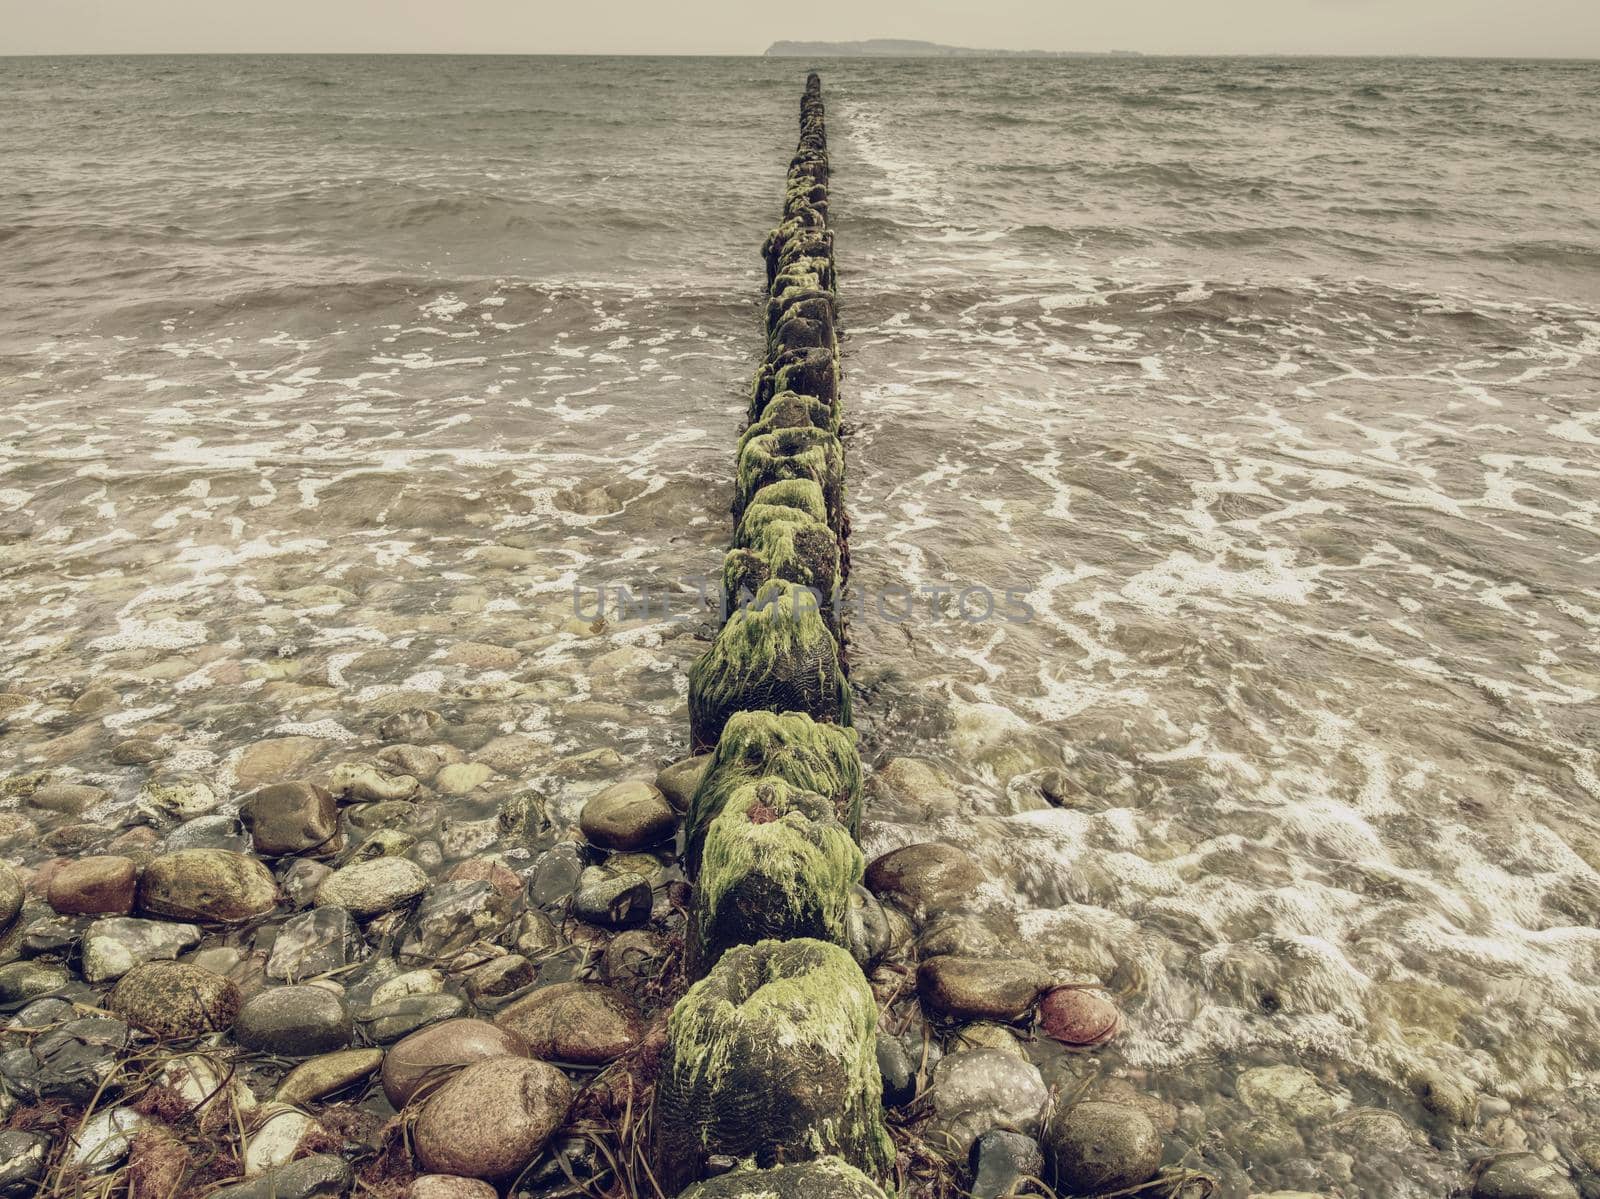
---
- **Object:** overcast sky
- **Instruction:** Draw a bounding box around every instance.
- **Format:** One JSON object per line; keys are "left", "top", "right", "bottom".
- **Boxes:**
{"left": 2, "top": 0, "right": 1597, "bottom": 58}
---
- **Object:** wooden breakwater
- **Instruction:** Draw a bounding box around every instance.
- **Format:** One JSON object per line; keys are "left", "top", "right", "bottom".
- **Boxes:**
{"left": 655, "top": 74, "right": 895, "bottom": 1198}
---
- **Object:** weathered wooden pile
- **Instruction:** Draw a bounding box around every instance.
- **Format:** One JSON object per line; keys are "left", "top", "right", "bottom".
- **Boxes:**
{"left": 659, "top": 74, "right": 895, "bottom": 1198}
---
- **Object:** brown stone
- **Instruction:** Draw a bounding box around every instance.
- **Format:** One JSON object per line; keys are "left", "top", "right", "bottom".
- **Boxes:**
{"left": 494, "top": 982, "right": 641, "bottom": 1066}
{"left": 865, "top": 842, "right": 985, "bottom": 919}
{"left": 382, "top": 1018, "right": 531, "bottom": 1108}
{"left": 578, "top": 781, "right": 676, "bottom": 851}
{"left": 413, "top": 1057, "right": 572, "bottom": 1179}
{"left": 917, "top": 955, "right": 1050, "bottom": 1021}
{"left": 47, "top": 855, "right": 138, "bottom": 915}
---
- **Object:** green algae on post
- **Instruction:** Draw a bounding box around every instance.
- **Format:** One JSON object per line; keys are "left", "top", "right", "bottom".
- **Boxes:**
{"left": 653, "top": 938, "right": 894, "bottom": 1193}
{"left": 683, "top": 709, "right": 864, "bottom": 873}
{"left": 687, "top": 778, "right": 864, "bottom": 977}
{"left": 686, "top": 579, "right": 850, "bottom": 753}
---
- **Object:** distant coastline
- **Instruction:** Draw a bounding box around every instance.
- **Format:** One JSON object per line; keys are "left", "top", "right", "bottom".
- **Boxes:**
{"left": 766, "top": 38, "right": 1141, "bottom": 58}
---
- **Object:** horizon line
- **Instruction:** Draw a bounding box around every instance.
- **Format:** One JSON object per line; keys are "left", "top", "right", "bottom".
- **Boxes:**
{"left": 3, "top": 49, "right": 1598, "bottom": 61}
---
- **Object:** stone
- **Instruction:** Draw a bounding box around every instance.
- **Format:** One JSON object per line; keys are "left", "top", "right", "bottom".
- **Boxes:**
{"left": 47, "top": 855, "right": 138, "bottom": 915}
{"left": 444, "top": 642, "right": 521, "bottom": 671}
{"left": 496, "top": 982, "right": 641, "bottom": 1066}
{"left": 162, "top": 813, "right": 250, "bottom": 852}
{"left": 113, "top": 738, "right": 164, "bottom": 766}
{"left": 137, "top": 775, "right": 219, "bottom": 821}
{"left": 5, "top": 1017, "right": 128, "bottom": 1105}
{"left": 1040, "top": 987, "right": 1121, "bottom": 1047}
{"left": 579, "top": 780, "right": 677, "bottom": 850}
{"left": 464, "top": 954, "right": 534, "bottom": 1000}
{"left": 67, "top": 1107, "right": 146, "bottom": 1175}
{"left": 1237, "top": 1065, "right": 1348, "bottom": 1122}
{"left": 446, "top": 857, "right": 521, "bottom": 898}
{"left": 435, "top": 763, "right": 494, "bottom": 796}
{"left": 865, "top": 843, "right": 985, "bottom": 920}
{"left": 267, "top": 907, "right": 363, "bottom": 981}
{"left": 283, "top": 859, "right": 334, "bottom": 907}
{"left": 949, "top": 1023, "right": 1025, "bottom": 1058}
{"left": 918, "top": 955, "right": 1050, "bottom": 1021}
{"left": 675, "top": 1159, "right": 889, "bottom": 1198}
{"left": 1472, "top": 1155, "right": 1578, "bottom": 1199}
{"left": 1043, "top": 1101, "right": 1161, "bottom": 1196}
{"left": 240, "top": 782, "right": 341, "bottom": 857}
{"left": 27, "top": 783, "right": 105, "bottom": 815}
{"left": 382, "top": 1017, "right": 531, "bottom": 1108}
{"left": 359, "top": 993, "right": 467, "bottom": 1043}
{"left": 408, "top": 1178, "right": 499, "bottom": 1199}
{"left": 316, "top": 857, "right": 428, "bottom": 918}
{"left": 654, "top": 939, "right": 892, "bottom": 1193}
{"left": 234, "top": 736, "right": 326, "bottom": 790}
{"left": 511, "top": 911, "right": 563, "bottom": 957}
{"left": 0, "top": 864, "right": 19, "bottom": 932}
{"left": 111, "top": 961, "right": 240, "bottom": 1038}
{"left": 329, "top": 761, "right": 419, "bottom": 802}
{"left": 1411, "top": 1067, "right": 1477, "bottom": 1127}
{"left": 603, "top": 929, "right": 666, "bottom": 986}
{"left": 371, "top": 968, "right": 446, "bottom": 1006}
{"left": 398, "top": 880, "right": 513, "bottom": 960}
{"left": 571, "top": 867, "right": 652, "bottom": 928}
{"left": 656, "top": 754, "right": 711, "bottom": 812}
{"left": 245, "top": 1104, "right": 319, "bottom": 1176}
{"left": 970, "top": 1129, "right": 1045, "bottom": 1199}
{"left": 0, "top": 1130, "right": 48, "bottom": 1195}
{"left": 527, "top": 842, "right": 585, "bottom": 905}
{"left": 926, "top": 1049, "right": 1048, "bottom": 1158}
{"left": 275, "top": 1047, "right": 384, "bottom": 1106}
{"left": 877, "top": 1035, "right": 918, "bottom": 1107}
{"left": 413, "top": 1057, "right": 573, "bottom": 1179}
{"left": 207, "top": 1153, "right": 352, "bottom": 1199}
{"left": 236, "top": 986, "right": 352, "bottom": 1056}
{"left": 138, "top": 849, "right": 279, "bottom": 923}
{"left": 0, "top": 960, "right": 66, "bottom": 1005}
{"left": 82, "top": 917, "right": 202, "bottom": 984}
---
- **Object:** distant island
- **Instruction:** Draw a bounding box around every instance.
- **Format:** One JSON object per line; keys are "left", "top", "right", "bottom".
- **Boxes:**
{"left": 765, "top": 39, "right": 1140, "bottom": 58}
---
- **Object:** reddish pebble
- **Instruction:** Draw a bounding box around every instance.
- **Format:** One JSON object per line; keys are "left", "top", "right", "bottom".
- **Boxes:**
{"left": 1040, "top": 987, "right": 1121, "bottom": 1047}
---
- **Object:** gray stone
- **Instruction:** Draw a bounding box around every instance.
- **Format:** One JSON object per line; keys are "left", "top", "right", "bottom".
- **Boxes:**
{"left": 526, "top": 842, "right": 584, "bottom": 906}
{"left": 2, "top": 1017, "right": 128, "bottom": 1105}
{"left": 267, "top": 907, "right": 363, "bottom": 981}
{"left": 161, "top": 813, "right": 252, "bottom": 852}
{"left": 358, "top": 993, "right": 467, "bottom": 1044}
{"left": 0, "top": 1130, "right": 47, "bottom": 1196}
{"left": 26, "top": 784, "right": 105, "bottom": 815}
{"left": 970, "top": 1129, "right": 1044, "bottom": 1199}
{"left": 399, "top": 880, "right": 513, "bottom": 961}
{"left": 81, "top": 916, "right": 202, "bottom": 984}
{"left": 571, "top": 867, "right": 651, "bottom": 928}
{"left": 674, "top": 1160, "right": 889, "bottom": 1198}
{"left": 1044, "top": 1101, "right": 1162, "bottom": 1196}
{"left": 0, "top": 961, "right": 69, "bottom": 1005}
{"left": 1472, "top": 1154, "right": 1579, "bottom": 1199}
{"left": 926, "top": 1049, "right": 1048, "bottom": 1158}
{"left": 236, "top": 986, "right": 352, "bottom": 1056}
{"left": 138, "top": 848, "right": 278, "bottom": 923}
{"left": 656, "top": 754, "right": 711, "bottom": 813}
{"left": 0, "top": 864, "right": 19, "bottom": 933}
{"left": 208, "top": 1153, "right": 352, "bottom": 1199}
{"left": 317, "top": 857, "right": 428, "bottom": 919}
{"left": 382, "top": 1017, "right": 530, "bottom": 1108}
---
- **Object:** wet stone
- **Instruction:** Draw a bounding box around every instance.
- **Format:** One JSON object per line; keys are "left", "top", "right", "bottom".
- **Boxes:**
{"left": 4, "top": 1016, "right": 128, "bottom": 1104}
{"left": 413, "top": 1056, "right": 573, "bottom": 1180}
{"left": 970, "top": 1129, "right": 1045, "bottom": 1199}
{"left": 408, "top": 1177, "right": 498, "bottom": 1199}
{"left": 1040, "top": 987, "right": 1121, "bottom": 1047}
{"left": 399, "top": 880, "right": 514, "bottom": 961}
{"left": 865, "top": 842, "right": 985, "bottom": 921}
{"left": 495, "top": 981, "right": 641, "bottom": 1065}
{"left": 138, "top": 848, "right": 279, "bottom": 924}
{"left": 0, "top": 864, "right": 19, "bottom": 932}
{"left": 1237, "top": 1065, "right": 1348, "bottom": 1122}
{"left": 359, "top": 992, "right": 467, "bottom": 1043}
{"left": 918, "top": 954, "right": 1050, "bottom": 1021}
{"left": 1472, "top": 1154, "right": 1579, "bottom": 1199}
{"left": 382, "top": 1016, "right": 530, "bottom": 1108}
{"left": 1044, "top": 1101, "right": 1162, "bottom": 1197}
{"left": 162, "top": 813, "right": 252, "bottom": 852}
{"left": 464, "top": 953, "right": 534, "bottom": 1000}
{"left": 81, "top": 917, "right": 202, "bottom": 983}
{"left": 0, "top": 1130, "right": 48, "bottom": 1196}
{"left": 674, "top": 1159, "right": 890, "bottom": 1198}
{"left": 656, "top": 753, "right": 711, "bottom": 812}
{"left": 111, "top": 960, "right": 240, "bottom": 1038}
{"left": 526, "top": 842, "right": 585, "bottom": 906}
{"left": 27, "top": 783, "right": 104, "bottom": 815}
{"left": 579, "top": 780, "right": 677, "bottom": 850}
{"left": 927, "top": 1049, "right": 1048, "bottom": 1158}
{"left": 511, "top": 909, "right": 564, "bottom": 956}
{"left": 571, "top": 867, "right": 651, "bottom": 928}
{"left": 876, "top": 1034, "right": 917, "bottom": 1107}
{"left": 267, "top": 906, "right": 363, "bottom": 980}
{"left": 240, "top": 782, "right": 341, "bottom": 857}
{"left": 275, "top": 1047, "right": 384, "bottom": 1106}
{"left": 316, "top": 856, "right": 428, "bottom": 919}
{"left": 208, "top": 1153, "right": 353, "bottom": 1199}
{"left": 236, "top": 985, "right": 353, "bottom": 1056}
{"left": 0, "top": 961, "right": 69, "bottom": 1005}
{"left": 46, "top": 854, "right": 138, "bottom": 915}
{"left": 602, "top": 928, "right": 666, "bottom": 986}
